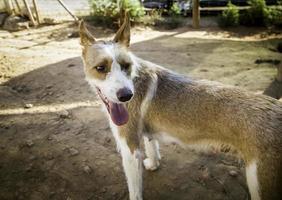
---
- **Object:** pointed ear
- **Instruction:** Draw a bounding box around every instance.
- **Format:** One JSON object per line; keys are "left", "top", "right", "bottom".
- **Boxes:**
{"left": 79, "top": 20, "right": 96, "bottom": 46}
{"left": 113, "top": 12, "right": 130, "bottom": 47}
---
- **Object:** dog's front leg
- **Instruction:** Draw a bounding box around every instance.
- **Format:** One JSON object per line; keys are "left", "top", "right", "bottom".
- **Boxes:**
{"left": 110, "top": 122, "right": 143, "bottom": 200}
{"left": 143, "top": 136, "right": 161, "bottom": 171}
{"left": 119, "top": 138, "right": 143, "bottom": 200}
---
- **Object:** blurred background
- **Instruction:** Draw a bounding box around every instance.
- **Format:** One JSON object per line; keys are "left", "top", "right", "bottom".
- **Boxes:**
{"left": 0, "top": 1, "right": 281, "bottom": 200}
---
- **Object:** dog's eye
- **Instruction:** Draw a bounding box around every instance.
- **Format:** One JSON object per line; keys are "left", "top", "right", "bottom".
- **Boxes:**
{"left": 121, "top": 63, "right": 130, "bottom": 71}
{"left": 95, "top": 66, "right": 106, "bottom": 73}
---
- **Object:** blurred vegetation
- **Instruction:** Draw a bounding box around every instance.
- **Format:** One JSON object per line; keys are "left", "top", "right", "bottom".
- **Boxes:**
{"left": 155, "top": 3, "right": 183, "bottom": 29}
{"left": 88, "top": 0, "right": 281, "bottom": 29}
{"left": 219, "top": 0, "right": 282, "bottom": 27}
{"left": 218, "top": 2, "right": 240, "bottom": 27}
{"left": 240, "top": 0, "right": 271, "bottom": 26}
{"left": 88, "top": 0, "right": 144, "bottom": 27}
{"left": 88, "top": 0, "right": 184, "bottom": 29}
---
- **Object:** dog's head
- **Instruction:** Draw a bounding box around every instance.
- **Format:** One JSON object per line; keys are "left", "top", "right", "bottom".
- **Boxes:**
{"left": 79, "top": 13, "right": 136, "bottom": 126}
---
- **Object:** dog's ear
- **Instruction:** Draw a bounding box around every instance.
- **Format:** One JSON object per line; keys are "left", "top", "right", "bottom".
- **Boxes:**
{"left": 79, "top": 20, "right": 96, "bottom": 46}
{"left": 113, "top": 11, "right": 130, "bottom": 47}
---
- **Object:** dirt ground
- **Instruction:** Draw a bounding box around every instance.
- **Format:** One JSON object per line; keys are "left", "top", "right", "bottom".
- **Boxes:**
{"left": 0, "top": 22, "right": 281, "bottom": 200}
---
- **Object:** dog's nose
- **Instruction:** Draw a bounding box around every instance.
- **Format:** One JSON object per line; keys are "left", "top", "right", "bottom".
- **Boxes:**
{"left": 117, "top": 88, "right": 133, "bottom": 102}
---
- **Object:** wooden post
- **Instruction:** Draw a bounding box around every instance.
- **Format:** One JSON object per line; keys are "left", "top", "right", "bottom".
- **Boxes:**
{"left": 4, "top": 0, "right": 15, "bottom": 15}
{"left": 32, "top": 0, "right": 40, "bottom": 24}
{"left": 22, "top": 0, "right": 36, "bottom": 26}
{"left": 57, "top": 0, "right": 78, "bottom": 21}
{"left": 192, "top": 0, "right": 200, "bottom": 28}
{"left": 14, "top": 0, "right": 23, "bottom": 15}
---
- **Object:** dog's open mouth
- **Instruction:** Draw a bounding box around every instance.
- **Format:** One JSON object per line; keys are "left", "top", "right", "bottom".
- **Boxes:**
{"left": 96, "top": 88, "right": 129, "bottom": 126}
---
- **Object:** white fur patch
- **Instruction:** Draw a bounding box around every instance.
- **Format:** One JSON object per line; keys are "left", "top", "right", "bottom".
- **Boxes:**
{"left": 246, "top": 161, "right": 261, "bottom": 200}
{"left": 140, "top": 73, "right": 158, "bottom": 119}
{"left": 129, "top": 53, "right": 141, "bottom": 79}
{"left": 109, "top": 121, "right": 142, "bottom": 200}
{"left": 143, "top": 137, "right": 161, "bottom": 171}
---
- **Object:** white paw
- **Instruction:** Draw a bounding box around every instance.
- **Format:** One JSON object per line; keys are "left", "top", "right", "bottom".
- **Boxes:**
{"left": 143, "top": 158, "right": 160, "bottom": 171}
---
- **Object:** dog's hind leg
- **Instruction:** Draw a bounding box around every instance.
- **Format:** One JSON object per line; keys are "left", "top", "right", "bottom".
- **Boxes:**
{"left": 143, "top": 136, "right": 161, "bottom": 171}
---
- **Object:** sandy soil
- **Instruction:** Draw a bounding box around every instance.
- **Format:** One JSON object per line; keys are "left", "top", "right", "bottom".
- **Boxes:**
{"left": 0, "top": 22, "right": 281, "bottom": 200}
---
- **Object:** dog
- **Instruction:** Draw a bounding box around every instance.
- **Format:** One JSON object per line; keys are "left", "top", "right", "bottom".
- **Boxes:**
{"left": 79, "top": 13, "right": 282, "bottom": 200}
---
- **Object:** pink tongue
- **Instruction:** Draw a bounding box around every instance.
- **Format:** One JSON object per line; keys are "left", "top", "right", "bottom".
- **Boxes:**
{"left": 109, "top": 102, "right": 129, "bottom": 126}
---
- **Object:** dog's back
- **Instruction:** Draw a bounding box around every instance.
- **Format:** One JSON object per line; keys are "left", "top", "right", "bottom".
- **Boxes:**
{"left": 135, "top": 66, "right": 282, "bottom": 200}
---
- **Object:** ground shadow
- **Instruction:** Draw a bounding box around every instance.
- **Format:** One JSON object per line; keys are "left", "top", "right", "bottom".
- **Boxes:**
{"left": 1, "top": 28, "right": 281, "bottom": 199}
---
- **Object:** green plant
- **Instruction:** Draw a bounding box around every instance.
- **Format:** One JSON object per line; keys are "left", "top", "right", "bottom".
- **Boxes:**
{"left": 169, "top": 3, "right": 181, "bottom": 16}
{"left": 119, "top": 0, "right": 145, "bottom": 20}
{"left": 88, "top": 0, "right": 145, "bottom": 26}
{"left": 240, "top": 0, "right": 270, "bottom": 26}
{"left": 268, "top": 7, "right": 282, "bottom": 27}
{"left": 218, "top": 2, "right": 239, "bottom": 27}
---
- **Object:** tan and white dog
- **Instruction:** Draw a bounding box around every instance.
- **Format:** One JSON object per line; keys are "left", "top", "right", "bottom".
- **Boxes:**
{"left": 79, "top": 14, "right": 282, "bottom": 200}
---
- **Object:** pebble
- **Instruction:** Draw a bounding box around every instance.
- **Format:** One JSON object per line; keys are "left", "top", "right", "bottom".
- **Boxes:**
{"left": 29, "top": 155, "right": 37, "bottom": 161}
{"left": 58, "top": 110, "right": 70, "bottom": 119}
{"left": 105, "top": 137, "right": 111, "bottom": 143}
{"left": 83, "top": 165, "right": 92, "bottom": 174}
{"left": 25, "top": 164, "right": 33, "bottom": 172}
{"left": 46, "top": 85, "right": 53, "bottom": 89}
{"left": 229, "top": 170, "right": 238, "bottom": 177}
{"left": 68, "top": 63, "right": 76, "bottom": 67}
{"left": 25, "top": 140, "right": 34, "bottom": 147}
{"left": 24, "top": 103, "right": 33, "bottom": 109}
{"left": 69, "top": 147, "right": 79, "bottom": 156}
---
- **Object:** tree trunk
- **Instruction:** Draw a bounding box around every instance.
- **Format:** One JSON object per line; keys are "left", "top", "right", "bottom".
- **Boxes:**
{"left": 277, "top": 64, "right": 282, "bottom": 82}
{"left": 263, "top": 64, "right": 282, "bottom": 100}
{"left": 192, "top": 0, "right": 200, "bottom": 28}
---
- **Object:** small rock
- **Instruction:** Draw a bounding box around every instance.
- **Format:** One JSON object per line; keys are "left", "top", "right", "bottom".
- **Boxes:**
{"left": 25, "top": 140, "right": 34, "bottom": 147}
{"left": 68, "top": 63, "right": 75, "bottom": 67}
{"left": 25, "top": 164, "right": 33, "bottom": 172}
{"left": 46, "top": 85, "right": 53, "bottom": 89}
{"left": 3, "top": 16, "right": 29, "bottom": 31}
{"left": 67, "top": 31, "right": 79, "bottom": 38}
{"left": 229, "top": 170, "right": 238, "bottom": 177}
{"left": 200, "top": 69, "right": 208, "bottom": 72}
{"left": 105, "top": 137, "right": 111, "bottom": 143}
{"left": 43, "top": 18, "right": 59, "bottom": 25}
{"left": 69, "top": 147, "right": 79, "bottom": 156}
{"left": 24, "top": 103, "right": 33, "bottom": 109}
{"left": 83, "top": 165, "right": 92, "bottom": 174}
{"left": 58, "top": 110, "right": 70, "bottom": 119}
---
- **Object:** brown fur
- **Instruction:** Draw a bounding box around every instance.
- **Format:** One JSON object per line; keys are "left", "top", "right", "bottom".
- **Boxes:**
{"left": 79, "top": 15, "right": 282, "bottom": 200}
{"left": 130, "top": 63, "right": 282, "bottom": 200}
